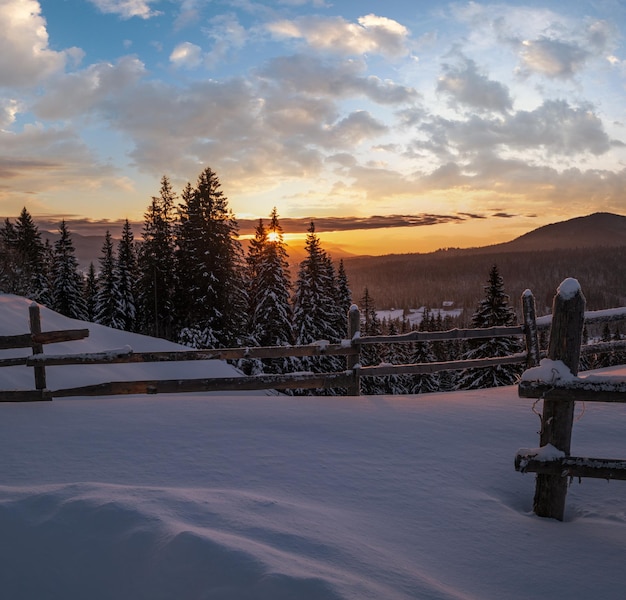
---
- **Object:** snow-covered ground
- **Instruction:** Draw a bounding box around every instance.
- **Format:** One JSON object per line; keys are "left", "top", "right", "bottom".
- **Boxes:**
{"left": 1, "top": 294, "right": 626, "bottom": 599}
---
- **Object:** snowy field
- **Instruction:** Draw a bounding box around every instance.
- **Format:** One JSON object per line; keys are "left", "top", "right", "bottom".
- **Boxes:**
{"left": 1, "top": 294, "right": 626, "bottom": 599}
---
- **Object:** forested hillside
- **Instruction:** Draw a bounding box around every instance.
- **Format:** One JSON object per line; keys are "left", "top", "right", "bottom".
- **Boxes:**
{"left": 343, "top": 245, "right": 626, "bottom": 318}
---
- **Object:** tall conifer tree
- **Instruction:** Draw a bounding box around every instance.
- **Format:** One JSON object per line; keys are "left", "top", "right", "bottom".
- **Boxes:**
{"left": 177, "top": 167, "right": 247, "bottom": 348}
{"left": 84, "top": 262, "right": 98, "bottom": 322}
{"left": 248, "top": 208, "right": 294, "bottom": 373}
{"left": 456, "top": 264, "right": 521, "bottom": 389}
{"left": 116, "top": 219, "right": 138, "bottom": 332}
{"left": 138, "top": 175, "right": 177, "bottom": 339}
{"left": 95, "top": 231, "right": 124, "bottom": 329}
{"left": 360, "top": 287, "right": 385, "bottom": 395}
{"left": 14, "top": 208, "right": 49, "bottom": 303}
{"left": 51, "top": 221, "right": 88, "bottom": 320}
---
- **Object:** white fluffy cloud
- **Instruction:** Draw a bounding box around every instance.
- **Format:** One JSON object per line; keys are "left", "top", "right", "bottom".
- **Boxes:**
{"left": 170, "top": 42, "right": 203, "bottom": 69}
{"left": 87, "top": 0, "right": 160, "bottom": 20}
{"left": 0, "top": 0, "right": 72, "bottom": 88}
{"left": 267, "top": 13, "right": 410, "bottom": 58}
{"left": 33, "top": 56, "right": 146, "bottom": 120}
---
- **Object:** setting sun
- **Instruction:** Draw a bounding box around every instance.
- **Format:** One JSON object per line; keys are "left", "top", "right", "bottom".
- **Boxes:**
{"left": 267, "top": 230, "right": 281, "bottom": 243}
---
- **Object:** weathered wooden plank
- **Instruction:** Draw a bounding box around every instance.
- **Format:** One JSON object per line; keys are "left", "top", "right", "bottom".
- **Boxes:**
{"left": 0, "top": 333, "right": 36, "bottom": 350}
{"left": 0, "top": 389, "right": 52, "bottom": 402}
{"left": 0, "top": 356, "right": 29, "bottom": 367}
{"left": 519, "top": 379, "right": 626, "bottom": 403}
{"left": 516, "top": 454, "right": 626, "bottom": 481}
{"left": 27, "top": 343, "right": 358, "bottom": 366}
{"left": 358, "top": 325, "right": 524, "bottom": 345}
{"left": 32, "top": 329, "right": 90, "bottom": 344}
{"left": 360, "top": 353, "right": 527, "bottom": 377}
{"left": 0, "top": 329, "right": 90, "bottom": 350}
{"left": 581, "top": 340, "right": 626, "bottom": 355}
{"left": 51, "top": 371, "right": 356, "bottom": 398}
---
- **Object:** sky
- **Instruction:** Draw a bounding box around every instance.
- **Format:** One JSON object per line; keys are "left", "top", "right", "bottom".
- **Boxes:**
{"left": 1, "top": 0, "right": 626, "bottom": 254}
{"left": 2, "top": 292, "right": 626, "bottom": 598}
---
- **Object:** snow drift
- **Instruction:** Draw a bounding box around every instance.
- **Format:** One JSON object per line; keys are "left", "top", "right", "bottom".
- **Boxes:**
{"left": 1, "top": 294, "right": 626, "bottom": 599}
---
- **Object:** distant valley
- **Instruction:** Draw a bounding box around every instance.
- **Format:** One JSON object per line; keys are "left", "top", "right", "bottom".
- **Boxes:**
{"left": 342, "top": 213, "right": 626, "bottom": 317}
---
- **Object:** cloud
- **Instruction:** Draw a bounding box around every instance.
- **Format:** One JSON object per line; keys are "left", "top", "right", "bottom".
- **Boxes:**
{"left": 0, "top": 0, "right": 74, "bottom": 88}
{"left": 0, "top": 124, "right": 118, "bottom": 215}
{"left": 518, "top": 37, "right": 589, "bottom": 78}
{"left": 267, "top": 13, "right": 410, "bottom": 58}
{"left": 258, "top": 54, "right": 419, "bottom": 105}
{"left": 202, "top": 13, "right": 248, "bottom": 68}
{"left": 0, "top": 99, "right": 20, "bottom": 130}
{"left": 170, "top": 42, "right": 203, "bottom": 69}
{"left": 437, "top": 56, "right": 513, "bottom": 113}
{"left": 416, "top": 99, "right": 613, "bottom": 159}
{"left": 87, "top": 0, "right": 160, "bottom": 20}
{"left": 33, "top": 56, "right": 146, "bottom": 120}
{"left": 328, "top": 111, "right": 388, "bottom": 147}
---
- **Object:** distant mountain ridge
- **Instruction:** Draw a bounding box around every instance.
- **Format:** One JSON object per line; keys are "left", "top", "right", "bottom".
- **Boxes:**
{"left": 341, "top": 212, "right": 626, "bottom": 312}
{"left": 39, "top": 211, "right": 626, "bottom": 270}
{"left": 476, "top": 212, "right": 626, "bottom": 254}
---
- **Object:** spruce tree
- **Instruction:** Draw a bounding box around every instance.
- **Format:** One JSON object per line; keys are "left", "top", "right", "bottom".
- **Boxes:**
{"left": 456, "top": 264, "right": 521, "bottom": 389}
{"left": 95, "top": 231, "right": 124, "bottom": 329}
{"left": 0, "top": 218, "right": 17, "bottom": 293}
{"left": 360, "top": 287, "right": 384, "bottom": 395}
{"left": 51, "top": 221, "right": 88, "bottom": 320}
{"left": 116, "top": 220, "right": 138, "bottom": 332}
{"left": 14, "top": 207, "right": 49, "bottom": 303}
{"left": 292, "top": 222, "right": 339, "bottom": 391}
{"left": 335, "top": 259, "right": 352, "bottom": 339}
{"left": 380, "top": 319, "right": 412, "bottom": 394}
{"left": 84, "top": 262, "right": 98, "bottom": 322}
{"left": 138, "top": 175, "right": 177, "bottom": 339}
{"left": 293, "top": 223, "right": 335, "bottom": 346}
{"left": 176, "top": 167, "right": 247, "bottom": 348}
{"left": 247, "top": 208, "right": 294, "bottom": 373}
{"left": 410, "top": 308, "right": 440, "bottom": 394}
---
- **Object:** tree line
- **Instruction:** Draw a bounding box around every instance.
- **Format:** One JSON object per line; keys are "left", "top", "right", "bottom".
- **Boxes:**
{"left": 0, "top": 168, "right": 351, "bottom": 385}
{"left": 0, "top": 167, "right": 547, "bottom": 393}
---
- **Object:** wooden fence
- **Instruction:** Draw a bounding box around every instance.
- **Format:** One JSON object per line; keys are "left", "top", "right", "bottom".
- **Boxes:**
{"left": 1, "top": 295, "right": 544, "bottom": 402}
{"left": 1, "top": 287, "right": 625, "bottom": 406}
{"left": 516, "top": 279, "right": 626, "bottom": 520}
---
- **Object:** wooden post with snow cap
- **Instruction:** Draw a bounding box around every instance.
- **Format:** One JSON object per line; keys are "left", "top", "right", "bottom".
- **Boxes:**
{"left": 347, "top": 304, "right": 361, "bottom": 396}
{"left": 521, "top": 289, "right": 540, "bottom": 369}
{"left": 28, "top": 303, "right": 47, "bottom": 392}
{"left": 533, "top": 278, "right": 585, "bottom": 520}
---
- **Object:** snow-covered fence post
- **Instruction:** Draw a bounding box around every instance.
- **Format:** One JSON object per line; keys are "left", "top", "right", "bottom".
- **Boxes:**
{"left": 533, "top": 278, "right": 585, "bottom": 520}
{"left": 347, "top": 304, "right": 361, "bottom": 396}
{"left": 522, "top": 290, "right": 540, "bottom": 369}
{"left": 28, "top": 303, "right": 46, "bottom": 392}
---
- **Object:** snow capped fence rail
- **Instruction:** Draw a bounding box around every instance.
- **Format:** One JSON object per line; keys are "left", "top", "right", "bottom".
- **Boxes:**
{"left": 516, "top": 278, "right": 626, "bottom": 520}
{"left": 2, "top": 286, "right": 626, "bottom": 406}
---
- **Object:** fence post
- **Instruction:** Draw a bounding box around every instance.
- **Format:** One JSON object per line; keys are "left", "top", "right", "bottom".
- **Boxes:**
{"left": 522, "top": 289, "right": 540, "bottom": 368}
{"left": 347, "top": 304, "right": 361, "bottom": 396}
{"left": 29, "top": 303, "right": 47, "bottom": 392}
{"left": 533, "top": 278, "right": 585, "bottom": 520}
